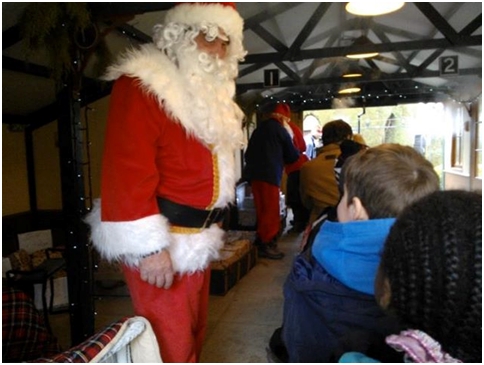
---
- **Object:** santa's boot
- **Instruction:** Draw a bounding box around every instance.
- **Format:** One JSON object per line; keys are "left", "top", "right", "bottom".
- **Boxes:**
{"left": 255, "top": 238, "right": 284, "bottom": 260}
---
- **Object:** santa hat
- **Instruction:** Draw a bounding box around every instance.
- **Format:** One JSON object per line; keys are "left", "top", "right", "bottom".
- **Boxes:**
{"left": 272, "top": 103, "right": 291, "bottom": 120}
{"left": 164, "top": 3, "right": 244, "bottom": 43}
{"left": 271, "top": 103, "right": 294, "bottom": 138}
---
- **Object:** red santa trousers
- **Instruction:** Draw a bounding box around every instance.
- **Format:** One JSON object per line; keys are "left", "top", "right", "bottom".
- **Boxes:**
{"left": 251, "top": 180, "right": 281, "bottom": 243}
{"left": 123, "top": 266, "right": 211, "bottom": 363}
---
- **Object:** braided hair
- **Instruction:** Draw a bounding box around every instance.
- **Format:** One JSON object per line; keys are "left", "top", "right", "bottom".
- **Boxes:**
{"left": 380, "top": 190, "right": 482, "bottom": 362}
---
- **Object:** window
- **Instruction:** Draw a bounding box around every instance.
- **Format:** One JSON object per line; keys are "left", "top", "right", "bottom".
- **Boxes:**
{"left": 303, "top": 103, "right": 445, "bottom": 183}
{"left": 475, "top": 120, "right": 482, "bottom": 178}
{"left": 451, "top": 131, "right": 463, "bottom": 168}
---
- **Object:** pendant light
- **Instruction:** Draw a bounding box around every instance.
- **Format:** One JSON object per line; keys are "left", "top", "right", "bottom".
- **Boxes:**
{"left": 345, "top": 1, "right": 405, "bottom": 17}
{"left": 338, "top": 86, "right": 361, "bottom": 94}
{"left": 345, "top": 36, "right": 378, "bottom": 59}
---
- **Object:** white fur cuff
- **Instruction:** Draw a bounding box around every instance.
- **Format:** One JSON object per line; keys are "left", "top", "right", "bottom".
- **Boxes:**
{"left": 84, "top": 200, "right": 171, "bottom": 266}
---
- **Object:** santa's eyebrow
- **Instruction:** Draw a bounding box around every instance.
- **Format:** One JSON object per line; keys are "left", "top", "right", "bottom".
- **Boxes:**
{"left": 218, "top": 32, "right": 229, "bottom": 42}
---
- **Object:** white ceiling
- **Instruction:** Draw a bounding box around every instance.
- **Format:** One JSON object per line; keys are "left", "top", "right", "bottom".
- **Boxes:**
{"left": 2, "top": 2, "right": 482, "bottom": 124}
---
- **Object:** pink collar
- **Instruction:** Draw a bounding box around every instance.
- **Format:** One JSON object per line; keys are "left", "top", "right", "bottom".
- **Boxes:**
{"left": 386, "top": 329, "right": 461, "bottom": 363}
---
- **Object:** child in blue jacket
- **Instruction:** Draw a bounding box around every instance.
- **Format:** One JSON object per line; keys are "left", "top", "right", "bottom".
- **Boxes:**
{"left": 341, "top": 190, "right": 482, "bottom": 363}
{"left": 280, "top": 144, "right": 440, "bottom": 362}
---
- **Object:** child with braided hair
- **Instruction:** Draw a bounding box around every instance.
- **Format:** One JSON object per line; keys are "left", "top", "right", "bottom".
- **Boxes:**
{"left": 341, "top": 189, "right": 482, "bottom": 363}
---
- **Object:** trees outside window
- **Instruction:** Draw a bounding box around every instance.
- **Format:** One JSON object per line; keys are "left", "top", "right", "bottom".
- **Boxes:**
{"left": 303, "top": 102, "right": 445, "bottom": 183}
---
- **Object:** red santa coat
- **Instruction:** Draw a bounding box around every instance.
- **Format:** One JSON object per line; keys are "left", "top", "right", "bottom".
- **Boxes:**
{"left": 85, "top": 44, "right": 244, "bottom": 274}
{"left": 285, "top": 121, "right": 309, "bottom": 175}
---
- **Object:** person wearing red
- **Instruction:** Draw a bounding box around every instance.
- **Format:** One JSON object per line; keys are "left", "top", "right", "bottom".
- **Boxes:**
{"left": 85, "top": 3, "right": 245, "bottom": 362}
{"left": 284, "top": 111, "right": 310, "bottom": 233}
{"left": 243, "top": 103, "right": 300, "bottom": 259}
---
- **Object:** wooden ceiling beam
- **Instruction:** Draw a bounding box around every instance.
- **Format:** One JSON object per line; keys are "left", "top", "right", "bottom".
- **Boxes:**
{"left": 3, "top": 56, "right": 52, "bottom": 78}
{"left": 116, "top": 23, "right": 151, "bottom": 44}
{"left": 2, "top": 25, "right": 21, "bottom": 50}
{"left": 395, "top": 2, "right": 462, "bottom": 73}
{"left": 284, "top": 3, "right": 331, "bottom": 61}
{"left": 275, "top": 62, "right": 301, "bottom": 83}
{"left": 236, "top": 66, "right": 482, "bottom": 93}
{"left": 88, "top": 2, "right": 175, "bottom": 17}
{"left": 242, "top": 35, "right": 481, "bottom": 64}
{"left": 250, "top": 24, "right": 288, "bottom": 53}
{"left": 2, "top": 79, "right": 112, "bottom": 128}
{"left": 243, "top": 3, "right": 300, "bottom": 30}
{"left": 239, "top": 63, "right": 271, "bottom": 78}
{"left": 371, "top": 25, "right": 413, "bottom": 74}
{"left": 460, "top": 14, "right": 482, "bottom": 36}
{"left": 414, "top": 2, "right": 461, "bottom": 45}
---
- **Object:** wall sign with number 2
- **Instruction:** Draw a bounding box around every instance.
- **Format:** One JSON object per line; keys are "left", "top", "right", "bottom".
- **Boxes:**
{"left": 439, "top": 56, "right": 459, "bottom": 76}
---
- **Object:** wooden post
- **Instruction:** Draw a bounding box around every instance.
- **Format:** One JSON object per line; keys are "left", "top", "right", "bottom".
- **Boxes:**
{"left": 57, "top": 82, "right": 95, "bottom": 345}
{"left": 24, "top": 128, "right": 37, "bottom": 212}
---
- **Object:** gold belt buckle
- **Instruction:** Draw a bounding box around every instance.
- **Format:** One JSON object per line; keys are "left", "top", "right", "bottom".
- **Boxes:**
{"left": 202, "top": 209, "right": 215, "bottom": 229}
{"left": 202, "top": 208, "right": 222, "bottom": 229}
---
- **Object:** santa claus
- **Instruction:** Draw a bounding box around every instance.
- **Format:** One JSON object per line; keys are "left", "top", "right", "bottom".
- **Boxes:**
{"left": 85, "top": 3, "right": 245, "bottom": 362}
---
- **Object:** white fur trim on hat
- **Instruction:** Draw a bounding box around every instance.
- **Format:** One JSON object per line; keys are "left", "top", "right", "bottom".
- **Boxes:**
{"left": 164, "top": 3, "right": 243, "bottom": 41}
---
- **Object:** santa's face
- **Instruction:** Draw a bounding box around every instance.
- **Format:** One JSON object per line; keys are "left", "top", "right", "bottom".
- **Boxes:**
{"left": 194, "top": 28, "right": 230, "bottom": 60}
{"left": 176, "top": 27, "right": 239, "bottom": 84}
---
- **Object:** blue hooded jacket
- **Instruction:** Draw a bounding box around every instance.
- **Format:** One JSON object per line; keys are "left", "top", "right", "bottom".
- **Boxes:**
{"left": 281, "top": 218, "right": 398, "bottom": 363}
{"left": 312, "top": 219, "right": 396, "bottom": 295}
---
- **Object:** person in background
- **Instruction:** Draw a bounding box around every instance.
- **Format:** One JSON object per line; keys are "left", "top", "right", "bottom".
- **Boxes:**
{"left": 267, "top": 138, "right": 366, "bottom": 362}
{"left": 300, "top": 119, "right": 353, "bottom": 223}
{"left": 298, "top": 137, "right": 368, "bottom": 253}
{"left": 352, "top": 133, "right": 366, "bottom": 145}
{"left": 243, "top": 103, "right": 300, "bottom": 259}
{"left": 302, "top": 114, "right": 321, "bottom": 159}
{"left": 284, "top": 108, "right": 310, "bottom": 234}
{"left": 341, "top": 189, "right": 482, "bottom": 363}
{"left": 280, "top": 144, "right": 440, "bottom": 363}
{"left": 84, "top": 3, "right": 246, "bottom": 362}
{"left": 334, "top": 137, "right": 368, "bottom": 190}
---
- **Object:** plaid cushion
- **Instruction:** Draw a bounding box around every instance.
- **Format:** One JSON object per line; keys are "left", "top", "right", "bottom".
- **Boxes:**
{"left": 2, "top": 287, "right": 60, "bottom": 362}
{"left": 34, "top": 317, "right": 130, "bottom": 363}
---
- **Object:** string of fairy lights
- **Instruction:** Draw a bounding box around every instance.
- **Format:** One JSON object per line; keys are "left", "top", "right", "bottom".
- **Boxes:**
{"left": 255, "top": 85, "right": 481, "bottom": 111}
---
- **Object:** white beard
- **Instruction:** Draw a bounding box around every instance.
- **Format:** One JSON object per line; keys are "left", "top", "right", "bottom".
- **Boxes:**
{"left": 175, "top": 46, "right": 245, "bottom": 153}
{"left": 103, "top": 43, "right": 245, "bottom": 153}
{"left": 102, "top": 43, "right": 245, "bottom": 206}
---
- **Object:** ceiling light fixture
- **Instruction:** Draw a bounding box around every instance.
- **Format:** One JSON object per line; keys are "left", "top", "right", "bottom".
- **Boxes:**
{"left": 345, "top": 1, "right": 405, "bottom": 17}
{"left": 345, "top": 35, "right": 379, "bottom": 59}
{"left": 338, "top": 87, "right": 361, "bottom": 94}
{"left": 342, "top": 72, "right": 363, "bottom": 78}
{"left": 346, "top": 52, "right": 378, "bottom": 59}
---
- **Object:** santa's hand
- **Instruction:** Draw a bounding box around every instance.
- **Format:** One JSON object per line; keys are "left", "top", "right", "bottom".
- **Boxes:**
{"left": 139, "top": 250, "right": 174, "bottom": 289}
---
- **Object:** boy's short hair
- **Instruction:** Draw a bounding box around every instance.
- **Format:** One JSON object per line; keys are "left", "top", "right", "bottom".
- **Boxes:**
{"left": 321, "top": 120, "right": 353, "bottom": 146}
{"left": 341, "top": 143, "right": 440, "bottom": 218}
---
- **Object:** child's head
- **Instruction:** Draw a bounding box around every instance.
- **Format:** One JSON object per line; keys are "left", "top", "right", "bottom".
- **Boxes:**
{"left": 321, "top": 119, "right": 353, "bottom": 146}
{"left": 377, "top": 190, "right": 482, "bottom": 362}
{"left": 338, "top": 143, "right": 439, "bottom": 222}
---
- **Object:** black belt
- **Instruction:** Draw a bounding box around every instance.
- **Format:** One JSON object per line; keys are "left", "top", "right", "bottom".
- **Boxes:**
{"left": 157, "top": 197, "right": 226, "bottom": 228}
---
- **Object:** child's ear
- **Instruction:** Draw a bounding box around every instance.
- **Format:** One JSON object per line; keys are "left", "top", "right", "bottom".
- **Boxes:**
{"left": 350, "top": 197, "right": 370, "bottom": 220}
